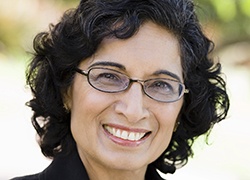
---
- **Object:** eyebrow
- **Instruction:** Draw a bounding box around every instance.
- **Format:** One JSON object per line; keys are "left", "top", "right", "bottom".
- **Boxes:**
{"left": 88, "top": 61, "right": 181, "bottom": 81}
{"left": 88, "top": 61, "right": 126, "bottom": 70}
{"left": 153, "top": 70, "right": 181, "bottom": 82}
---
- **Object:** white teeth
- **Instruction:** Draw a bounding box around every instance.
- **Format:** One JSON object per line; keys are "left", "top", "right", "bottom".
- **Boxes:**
{"left": 135, "top": 133, "right": 141, "bottom": 140}
{"left": 128, "top": 132, "right": 136, "bottom": 141}
{"left": 121, "top": 131, "right": 128, "bottom": 139}
{"left": 116, "top": 129, "right": 121, "bottom": 137}
{"left": 104, "top": 125, "right": 147, "bottom": 141}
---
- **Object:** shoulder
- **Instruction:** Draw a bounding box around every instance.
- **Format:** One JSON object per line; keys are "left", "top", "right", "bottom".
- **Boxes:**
{"left": 11, "top": 149, "right": 89, "bottom": 180}
{"left": 10, "top": 173, "right": 40, "bottom": 180}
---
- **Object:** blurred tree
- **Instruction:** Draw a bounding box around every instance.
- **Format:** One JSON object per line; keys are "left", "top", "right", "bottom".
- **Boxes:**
{"left": 0, "top": 0, "right": 78, "bottom": 57}
{"left": 0, "top": 0, "right": 249, "bottom": 61}
{"left": 195, "top": 0, "right": 250, "bottom": 49}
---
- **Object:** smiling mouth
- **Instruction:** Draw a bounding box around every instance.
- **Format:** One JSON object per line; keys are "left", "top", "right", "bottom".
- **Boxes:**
{"left": 103, "top": 124, "right": 151, "bottom": 141}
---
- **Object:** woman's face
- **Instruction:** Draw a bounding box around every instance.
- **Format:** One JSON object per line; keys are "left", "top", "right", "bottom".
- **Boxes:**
{"left": 69, "top": 22, "right": 183, "bottom": 173}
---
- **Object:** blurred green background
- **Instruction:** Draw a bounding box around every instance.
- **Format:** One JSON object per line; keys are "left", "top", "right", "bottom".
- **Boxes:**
{"left": 0, "top": 0, "right": 250, "bottom": 179}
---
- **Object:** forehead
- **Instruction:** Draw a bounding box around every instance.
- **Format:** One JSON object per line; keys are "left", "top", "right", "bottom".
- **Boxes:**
{"left": 82, "top": 22, "right": 182, "bottom": 79}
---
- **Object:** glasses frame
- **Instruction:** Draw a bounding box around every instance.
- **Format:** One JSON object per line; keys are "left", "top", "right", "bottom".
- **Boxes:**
{"left": 75, "top": 67, "right": 189, "bottom": 103}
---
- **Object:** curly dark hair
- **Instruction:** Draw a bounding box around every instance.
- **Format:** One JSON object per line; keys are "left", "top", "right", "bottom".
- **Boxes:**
{"left": 26, "top": 0, "right": 229, "bottom": 175}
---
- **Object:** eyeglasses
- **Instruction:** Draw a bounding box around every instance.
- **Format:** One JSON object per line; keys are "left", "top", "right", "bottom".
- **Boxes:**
{"left": 75, "top": 67, "right": 189, "bottom": 103}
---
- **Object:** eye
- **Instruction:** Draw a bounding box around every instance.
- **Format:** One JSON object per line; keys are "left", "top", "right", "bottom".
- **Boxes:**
{"left": 96, "top": 72, "right": 121, "bottom": 82}
{"left": 147, "top": 79, "right": 174, "bottom": 94}
{"left": 90, "top": 69, "right": 125, "bottom": 87}
{"left": 98, "top": 73, "right": 117, "bottom": 80}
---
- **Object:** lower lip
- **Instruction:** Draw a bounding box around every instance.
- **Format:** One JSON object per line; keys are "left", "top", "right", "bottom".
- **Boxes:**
{"left": 103, "top": 127, "right": 149, "bottom": 147}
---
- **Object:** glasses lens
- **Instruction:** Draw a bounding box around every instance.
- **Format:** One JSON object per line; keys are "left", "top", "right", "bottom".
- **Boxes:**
{"left": 88, "top": 68, "right": 129, "bottom": 92}
{"left": 83, "top": 68, "right": 186, "bottom": 103}
{"left": 144, "top": 79, "right": 184, "bottom": 102}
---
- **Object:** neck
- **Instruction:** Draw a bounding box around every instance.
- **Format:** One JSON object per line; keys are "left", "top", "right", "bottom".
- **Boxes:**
{"left": 87, "top": 166, "right": 146, "bottom": 180}
{"left": 78, "top": 151, "right": 147, "bottom": 180}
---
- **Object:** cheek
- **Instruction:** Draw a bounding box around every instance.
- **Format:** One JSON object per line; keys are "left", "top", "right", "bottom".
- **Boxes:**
{"left": 156, "top": 102, "right": 182, "bottom": 128}
{"left": 70, "top": 76, "right": 112, "bottom": 114}
{"left": 70, "top": 78, "right": 116, "bottom": 131}
{"left": 70, "top": 81, "right": 114, "bottom": 145}
{"left": 153, "top": 102, "right": 183, "bottom": 148}
{"left": 156, "top": 110, "right": 177, "bottom": 142}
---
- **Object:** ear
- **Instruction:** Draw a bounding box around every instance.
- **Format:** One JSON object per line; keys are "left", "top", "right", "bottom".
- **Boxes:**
{"left": 62, "top": 87, "right": 72, "bottom": 112}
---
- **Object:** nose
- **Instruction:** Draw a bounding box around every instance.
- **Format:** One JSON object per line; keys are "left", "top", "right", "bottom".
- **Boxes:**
{"left": 114, "top": 83, "right": 150, "bottom": 123}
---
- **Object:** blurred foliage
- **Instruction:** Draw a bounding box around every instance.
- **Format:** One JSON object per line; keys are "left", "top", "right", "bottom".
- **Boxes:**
{"left": 0, "top": 0, "right": 78, "bottom": 57}
{"left": 195, "top": 0, "right": 250, "bottom": 49}
{"left": 0, "top": 0, "right": 249, "bottom": 59}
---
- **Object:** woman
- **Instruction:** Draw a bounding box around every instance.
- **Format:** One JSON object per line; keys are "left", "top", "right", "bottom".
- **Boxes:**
{"left": 12, "top": 0, "right": 229, "bottom": 179}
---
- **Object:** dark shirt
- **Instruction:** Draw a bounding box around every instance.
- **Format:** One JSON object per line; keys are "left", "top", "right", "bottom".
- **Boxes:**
{"left": 11, "top": 150, "right": 164, "bottom": 180}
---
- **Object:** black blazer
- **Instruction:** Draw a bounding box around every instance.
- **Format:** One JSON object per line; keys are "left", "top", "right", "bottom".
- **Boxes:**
{"left": 11, "top": 149, "right": 164, "bottom": 180}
